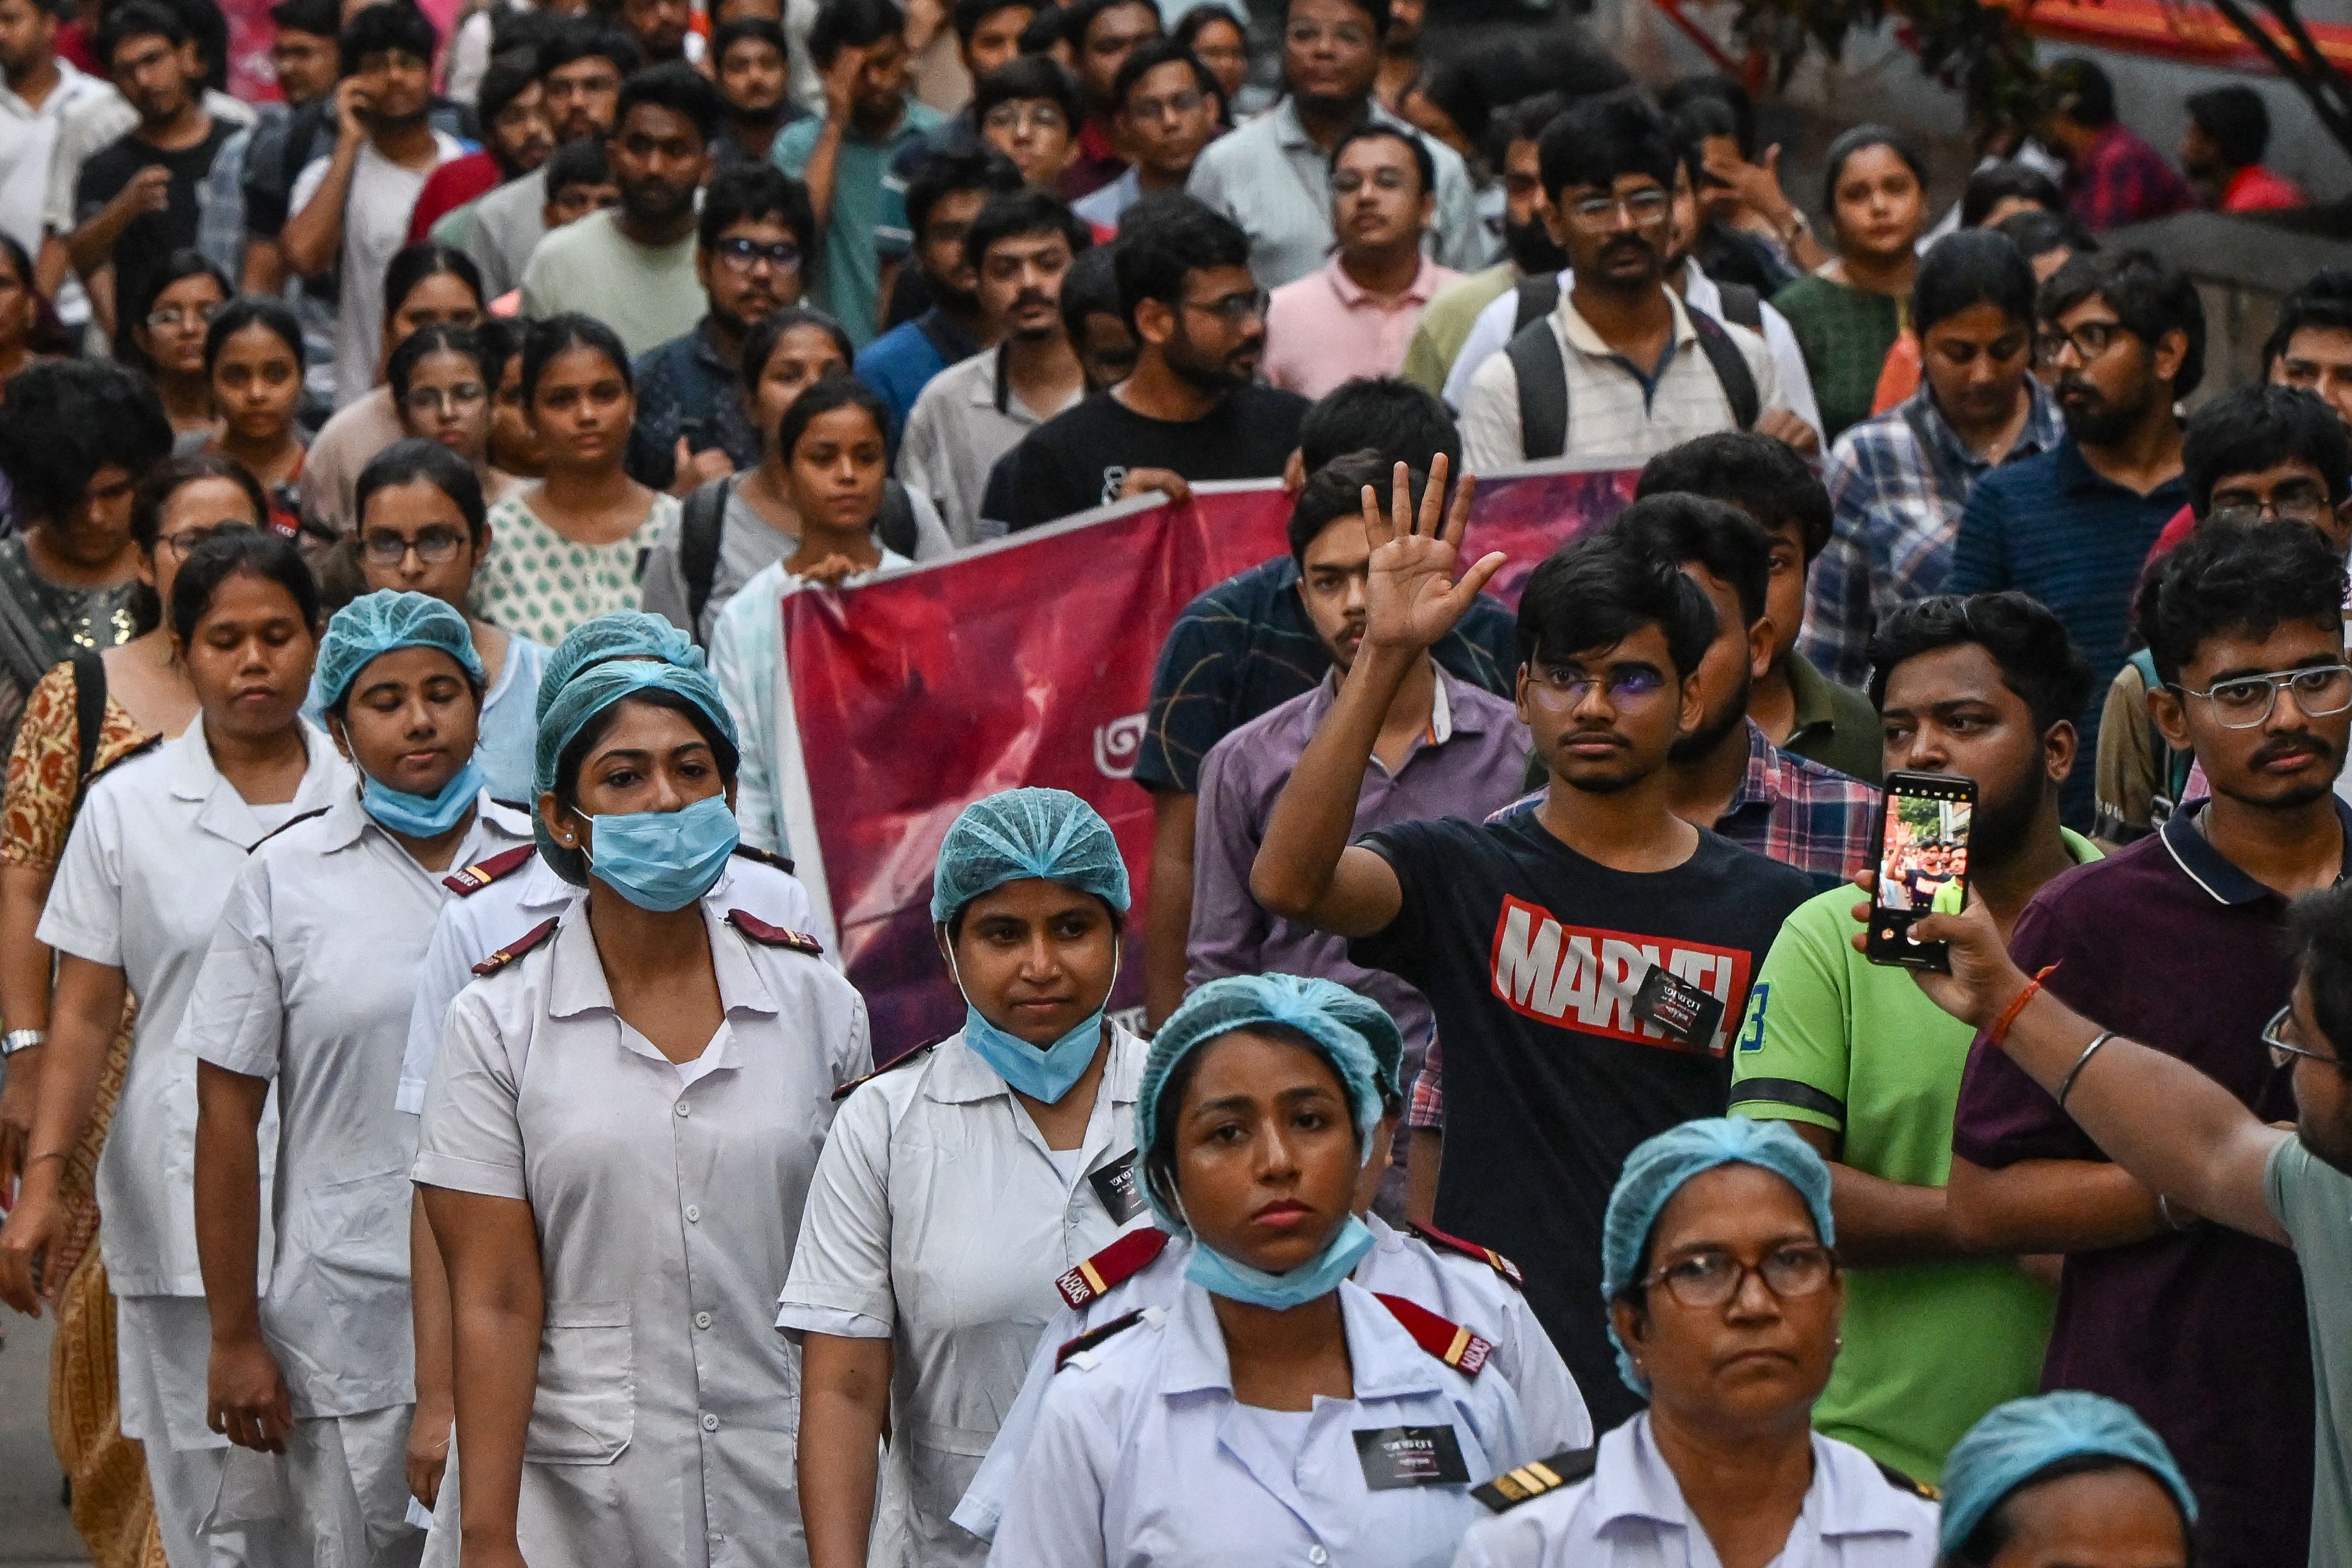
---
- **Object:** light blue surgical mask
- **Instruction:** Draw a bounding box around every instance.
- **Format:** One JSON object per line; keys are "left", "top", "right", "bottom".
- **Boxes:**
{"left": 362, "top": 756, "right": 485, "bottom": 838}
{"left": 583, "top": 795, "right": 739, "bottom": 911}
{"left": 946, "top": 939, "right": 1118, "bottom": 1104}
{"left": 1185, "top": 1214, "right": 1374, "bottom": 1309}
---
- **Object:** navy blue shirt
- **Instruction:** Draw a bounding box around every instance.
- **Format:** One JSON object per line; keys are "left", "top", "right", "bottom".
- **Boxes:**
{"left": 1944, "top": 437, "right": 2188, "bottom": 829}
{"left": 626, "top": 320, "right": 763, "bottom": 492}
{"left": 855, "top": 308, "right": 981, "bottom": 454}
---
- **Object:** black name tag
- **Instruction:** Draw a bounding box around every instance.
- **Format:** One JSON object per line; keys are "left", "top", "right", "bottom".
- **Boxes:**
{"left": 1088, "top": 1151, "right": 1147, "bottom": 1225}
{"left": 1631, "top": 962, "right": 1727, "bottom": 1049}
{"left": 1353, "top": 1425, "right": 1471, "bottom": 1491}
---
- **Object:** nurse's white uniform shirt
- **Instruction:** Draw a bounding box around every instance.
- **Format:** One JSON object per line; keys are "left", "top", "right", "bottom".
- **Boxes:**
{"left": 36, "top": 716, "right": 351, "bottom": 1297}
{"left": 182, "top": 790, "right": 535, "bottom": 1418}
{"left": 988, "top": 1278, "right": 1536, "bottom": 1568}
{"left": 412, "top": 900, "right": 870, "bottom": 1568}
{"left": 775, "top": 1026, "right": 1153, "bottom": 1568}
{"left": 1450, "top": 1414, "right": 1940, "bottom": 1568}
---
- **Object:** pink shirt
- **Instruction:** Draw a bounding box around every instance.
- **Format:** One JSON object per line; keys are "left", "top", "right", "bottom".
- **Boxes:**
{"left": 1262, "top": 255, "right": 1462, "bottom": 400}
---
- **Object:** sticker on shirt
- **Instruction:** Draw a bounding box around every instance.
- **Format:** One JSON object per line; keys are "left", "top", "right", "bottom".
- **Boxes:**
{"left": 1088, "top": 1150, "right": 1148, "bottom": 1225}
{"left": 1630, "top": 962, "right": 1727, "bottom": 1049}
{"left": 1486, "top": 896, "right": 1755, "bottom": 1055}
{"left": 1353, "top": 1426, "right": 1472, "bottom": 1491}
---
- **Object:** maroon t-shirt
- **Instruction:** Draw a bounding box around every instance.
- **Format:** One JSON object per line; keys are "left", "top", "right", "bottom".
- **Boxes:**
{"left": 1953, "top": 801, "right": 2335, "bottom": 1568}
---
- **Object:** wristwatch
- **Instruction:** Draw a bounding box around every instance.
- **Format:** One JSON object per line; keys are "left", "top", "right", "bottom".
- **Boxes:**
{"left": 1, "top": 1029, "right": 44, "bottom": 1056}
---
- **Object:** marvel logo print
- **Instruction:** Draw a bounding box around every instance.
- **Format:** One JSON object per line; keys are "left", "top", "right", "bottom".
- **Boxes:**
{"left": 1486, "top": 896, "right": 1754, "bottom": 1055}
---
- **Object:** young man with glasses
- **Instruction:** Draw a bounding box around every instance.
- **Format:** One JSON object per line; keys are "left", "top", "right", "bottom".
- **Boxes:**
{"left": 1943, "top": 516, "right": 2347, "bottom": 1568}
{"left": 625, "top": 164, "right": 815, "bottom": 493}
{"left": 1250, "top": 480, "right": 1815, "bottom": 1430}
{"left": 971, "top": 55, "right": 1081, "bottom": 192}
{"left": 1072, "top": 40, "right": 1221, "bottom": 232}
{"left": 1056, "top": 0, "right": 1157, "bottom": 199}
{"left": 1946, "top": 247, "right": 2199, "bottom": 830}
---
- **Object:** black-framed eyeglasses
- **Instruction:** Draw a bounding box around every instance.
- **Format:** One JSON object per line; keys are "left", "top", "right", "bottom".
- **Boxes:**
{"left": 713, "top": 236, "right": 802, "bottom": 273}
{"left": 156, "top": 521, "right": 258, "bottom": 558}
{"left": 2173, "top": 663, "right": 2352, "bottom": 728}
{"left": 2207, "top": 486, "right": 2332, "bottom": 529}
{"left": 1640, "top": 1242, "right": 1838, "bottom": 1310}
{"left": 2264, "top": 1003, "right": 2340, "bottom": 1068}
{"left": 1566, "top": 189, "right": 1671, "bottom": 226}
{"left": 1180, "top": 288, "right": 1268, "bottom": 326}
{"left": 361, "top": 527, "right": 469, "bottom": 566}
{"left": 2035, "top": 319, "right": 2123, "bottom": 365}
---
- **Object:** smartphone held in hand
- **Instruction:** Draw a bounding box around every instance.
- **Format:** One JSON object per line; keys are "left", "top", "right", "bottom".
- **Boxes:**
{"left": 1865, "top": 770, "right": 1976, "bottom": 972}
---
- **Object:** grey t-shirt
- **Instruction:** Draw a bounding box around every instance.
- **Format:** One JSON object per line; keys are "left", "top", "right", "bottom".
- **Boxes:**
{"left": 2267, "top": 1135, "right": 2352, "bottom": 1568}
{"left": 447, "top": 166, "right": 545, "bottom": 301}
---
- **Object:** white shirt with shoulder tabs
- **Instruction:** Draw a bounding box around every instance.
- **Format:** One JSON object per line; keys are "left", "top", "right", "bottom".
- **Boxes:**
{"left": 396, "top": 841, "right": 819, "bottom": 1114}
{"left": 1449, "top": 1412, "right": 1941, "bottom": 1568}
{"left": 954, "top": 1215, "right": 1594, "bottom": 1543}
{"left": 411, "top": 899, "right": 872, "bottom": 1568}
{"left": 988, "top": 1276, "right": 1540, "bottom": 1568}
{"left": 775, "top": 1024, "right": 1155, "bottom": 1568}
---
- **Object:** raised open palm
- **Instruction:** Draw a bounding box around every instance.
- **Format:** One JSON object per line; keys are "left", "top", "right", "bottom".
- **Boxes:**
{"left": 1359, "top": 454, "right": 1507, "bottom": 652}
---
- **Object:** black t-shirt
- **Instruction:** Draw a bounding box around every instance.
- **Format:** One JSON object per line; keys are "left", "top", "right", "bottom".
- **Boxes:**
{"left": 76, "top": 121, "right": 235, "bottom": 336}
{"left": 1351, "top": 811, "right": 1815, "bottom": 1429}
{"left": 996, "top": 383, "right": 1310, "bottom": 531}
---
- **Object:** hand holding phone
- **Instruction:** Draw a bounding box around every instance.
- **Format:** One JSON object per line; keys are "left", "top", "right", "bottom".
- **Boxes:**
{"left": 1864, "top": 770, "right": 1976, "bottom": 972}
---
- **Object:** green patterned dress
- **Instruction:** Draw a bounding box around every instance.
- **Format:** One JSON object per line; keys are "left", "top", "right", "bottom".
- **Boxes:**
{"left": 1770, "top": 273, "right": 1906, "bottom": 445}
{"left": 473, "top": 489, "right": 682, "bottom": 646}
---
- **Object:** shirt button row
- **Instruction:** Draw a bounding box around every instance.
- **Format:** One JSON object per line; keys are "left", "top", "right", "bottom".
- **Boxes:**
{"left": 685, "top": 1204, "right": 701, "bottom": 1222}
{"left": 695, "top": 1310, "right": 713, "bottom": 1330}
{"left": 701, "top": 1412, "right": 719, "bottom": 1432}
{"left": 1308, "top": 1548, "right": 1329, "bottom": 1565}
{"left": 676, "top": 1102, "right": 691, "bottom": 1118}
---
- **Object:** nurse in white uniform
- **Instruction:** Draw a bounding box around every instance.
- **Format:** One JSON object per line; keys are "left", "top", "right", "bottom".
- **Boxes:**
{"left": 1452, "top": 1119, "right": 1941, "bottom": 1568}
{"left": 186, "top": 591, "right": 535, "bottom": 1568}
{"left": 0, "top": 531, "right": 351, "bottom": 1568}
{"left": 989, "top": 973, "right": 1537, "bottom": 1567}
{"left": 1935, "top": 1392, "right": 2195, "bottom": 1568}
{"left": 413, "top": 648, "right": 870, "bottom": 1568}
{"left": 780, "top": 788, "right": 1151, "bottom": 1568}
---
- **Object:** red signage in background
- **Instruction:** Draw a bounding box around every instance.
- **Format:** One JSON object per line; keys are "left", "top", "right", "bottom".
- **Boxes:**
{"left": 780, "top": 462, "right": 1640, "bottom": 1059}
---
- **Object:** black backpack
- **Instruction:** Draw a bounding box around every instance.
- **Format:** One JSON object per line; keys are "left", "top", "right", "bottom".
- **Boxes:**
{"left": 1503, "top": 275, "right": 1763, "bottom": 461}
{"left": 677, "top": 475, "right": 919, "bottom": 639}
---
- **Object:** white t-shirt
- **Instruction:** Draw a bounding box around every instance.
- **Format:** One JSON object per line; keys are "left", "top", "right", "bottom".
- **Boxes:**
{"left": 291, "top": 131, "right": 466, "bottom": 407}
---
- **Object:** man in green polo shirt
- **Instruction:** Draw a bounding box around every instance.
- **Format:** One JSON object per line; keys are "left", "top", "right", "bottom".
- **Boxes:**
{"left": 1730, "top": 589, "right": 2099, "bottom": 1481}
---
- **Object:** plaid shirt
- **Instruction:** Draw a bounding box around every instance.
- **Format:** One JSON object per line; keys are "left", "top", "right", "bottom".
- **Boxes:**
{"left": 1799, "top": 379, "right": 2064, "bottom": 689}
{"left": 2065, "top": 123, "right": 2194, "bottom": 232}
{"left": 1408, "top": 722, "right": 1879, "bottom": 1128}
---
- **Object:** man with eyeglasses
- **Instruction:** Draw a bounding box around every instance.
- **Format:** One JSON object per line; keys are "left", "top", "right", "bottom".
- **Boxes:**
{"left": 1947, "top": 247, "right": 2199, "bottom": 831}
{"left": 1252, "top": 501, "right": 1814, "bottom": 1429}
{"left": 970, "top": 55, "right": 1081, "bottom": 193}
{"left": 1057, "top": 0, "right": 1158, "bottom": 200}
{"left": 1073, "top": 40, "right": 1221, "bottom": 232}
{"left": 625, "top": 164, "right": 815, "bottom": 494}
{"left": 1185, "top": 0, "right": 1479, "bottom": 288}
{"left": 994, "top": 194, "right": 1308, "bottom": 530}
{"left": 1940, "top": 516, "right": 2347, "bottom": 1568}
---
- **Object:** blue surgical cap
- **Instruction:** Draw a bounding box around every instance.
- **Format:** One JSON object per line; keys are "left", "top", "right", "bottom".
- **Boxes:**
{"left": 536, "top": 612, "right": 701, "bottom": 724}
{"left": 533, "top": 657, "right": 740, "bottom": 885}
{"left": 1940, "top": 1392, "right": 2197, "bottom": 1557}
{"left": 312, "top": 590, "right": 484, "bottom": 711}
{"left": 928, "top": 787, "right": 1132, "bottom": 925}
{"left": 1600, "top": 1117, "right": 1835, "bottom": 1395}
{"left": 1136, "top": 975, "right": 1395, "bottom": 1232}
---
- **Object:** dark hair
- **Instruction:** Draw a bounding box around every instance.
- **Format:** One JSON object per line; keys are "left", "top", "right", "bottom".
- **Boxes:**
{"left": 712, "top": 14, "right": 789, "bottom": 68}
{"left": 2264, "top": 267, "right": 2352, "bottom": 374}
{"left": 1498, "top": 89, "right": 1571, "bottom": 155}
{"left": 0, "top": 232, "right": 33, "bottom": 296}
{"left": 2040, "top": 247, "right": 2206, "bottom": 400}
{"left": 952, "top": 0, "right": 1032, "bottom": 48}
{"left": 1636, "top": 432, "right": 1833, "bottom": 561}
{"left": 1280, "top": 0, "right": 1386, "bottom": 39}
{"left": 1066, "top": 0, "right": 1161, "bottom": 54}
{"left": 478, "top": 57, "right": 541, "bottom": 129}
{"left": 1820, "top": 123, "right": 1926, "bottom": 214}
{"left": 1516, "top": 526, "right": 1717, "bottom": 678}
{"left": 488, "top": 6, "right": 565, "bottom": 65}
{"left": 337, "top": 0, "right": 436, "bottom": 76}
{"left": 1111, "top": 193, "right": 1249, "bottom": 327}
{"left": 1946, "top": 1453, "right": 2197, "bottom": 1568}
{"left": 740, "top": 305, "right": 853, "bottom": 394}
{"left": 2049, "top": 56, "right": 2117, "bottom": 127}
{"left": 268, "top": 0, "right": 340, "bottom": 38}
{"left": 1538, "top": 89, "right": 1676, "bottom": 204}
{"left": 1912, "top": 228, "right": 2037, "bottom": 336}
{"left": 1287, "top": 450, "right": 1386, "bottom": 565}
{"left": 2183, "top": 385, "right": 2352, "bottom": 515}
{"left": 974, "top": 53, "right": 1082, "bottom": 131}
{"left": 1329, "top": 122, "right": 1434, "bottom": 200}
{"left": 474, "top": 313, "right": 527, "bottom": 370}
{"left": 388, "top": 321, "right": 497, "bottom": 407}
{"left": 1406, "top": 58, "right": 1488, "bottom": 153}
{"left": 1607, "top": 490, "right": 1770, "bottom": 625}
{"left": 1959, "top": 161, "right": 2064, "bottom": 228}
{"left": 1112, "top": 37, "right": 1220, "bottom": 116}
{"left": 123, "top": 248, "right": 229, "bottom": 362}
{"left": 2189, "top": 85, "right": 2271, "bottom": 169}
{"left": 554, "top": 685, "right": 740, "bottom": 807}
{"left": 963, "top": 187, "right": 1090, "bottom": 273}
{"left": 100, "top": 1, "right": 188, "bottom": 66}
{"left": 542, "top": 134, "right": 612, "bottom": 196}
{"left": 905, "top": 144, "right": 1025, "bottom": 245}
{"left": 1993, "top": 206, "right": 2091, "bottom": 265}
{"left": 1657, "top": 72, "right": 1755, "bottom": 156}
{"left": 129, "top": 450, "right": 268, "bottom": 556}
{"left": 0, "top": 359, "right": 172, "bottom": 528}
{"left": 1668, "top": 89, "right": 1739, "bottom": 190}
{"left": 1297, "top": 376, "right": 1458, "bottom": 474}
{"left": 521, "top": 312, "right": 632, "bottom": 403}
{"left": 1866, "top": 591, "right": 2094, "bottom": 735}
{"left": 614, "top": 58, "right": 725, "bottom": 144}
{"left": 1172, "top": 4, "right": 1241, "bottom": 54}
{"left": 1016, "top": 5, "right": 1063, "bottom": 55}
{"left": 775, "top": 372, "right": 888, "bottom": 463}
{"left": 699, "top": 161, "right": 816, "bottom": 253}
{"left": 167, "top": 528, "right": 319, "bottom": 649}
{"left": 203, "top": 295, "right": 304, "bottom": 374}
{"left": 808, "top": 0, "right": 902, "bottom": 67}
{"left": 2288, "top": 881, "right": 2352, "bottom": 1080}
{"left": 538, "top": 20, "right": 641, "bottom": 80}
{"left": 354, "top": 436, "right": 488, "bottom": 542}
{"left": 1058, "top": 242, "right": 1121, "bottom": 341}
{"left": 2136, "top": 517, "right": 2346, "bottom": 687}
{"left": 381, "top": 243, "right": 484, "bottom": 328}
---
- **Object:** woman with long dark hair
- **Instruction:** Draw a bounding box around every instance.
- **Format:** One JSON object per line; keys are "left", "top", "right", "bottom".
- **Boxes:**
{"left": 203, "top": 297, "right": 311, "bottom": 533}
{"left": 1772, "top": 126, "right": 1930, "bottom": 443}
{"left": 124, "top": 250, "right": 229, "bottom": 442}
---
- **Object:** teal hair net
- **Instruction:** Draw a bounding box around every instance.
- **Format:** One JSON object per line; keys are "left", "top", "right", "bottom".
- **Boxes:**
{"left": 1600, "top": 1117, "right": 1835, "bottom": 1395}
{"left": 1940, "top": 1392, "right": 2197, "bottom": 1557}
{"left": 1135, "top": 974, "right": 1395, "bottom": 1233}
{"left": 532, "top": 657, "right": 740, "bottom": 885}
{"left": 928, "top": 787, "right": 1132, "bottom": 924}
{"left": 312, "top": 590, "right": 484, "bottom": 711}
{"left": 536, "top": 612, "right": 701, "bottom": 724}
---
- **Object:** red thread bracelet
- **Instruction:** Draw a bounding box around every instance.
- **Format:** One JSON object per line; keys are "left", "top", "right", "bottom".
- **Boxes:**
{"left": 1990, "top": 964, "right": 2059, "bottom": 1047}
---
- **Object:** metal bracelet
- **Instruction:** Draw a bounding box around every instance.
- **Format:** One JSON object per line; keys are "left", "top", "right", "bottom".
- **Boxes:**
{"left": 2056, "top": 1030, "right": 2117, "bottom": 1110}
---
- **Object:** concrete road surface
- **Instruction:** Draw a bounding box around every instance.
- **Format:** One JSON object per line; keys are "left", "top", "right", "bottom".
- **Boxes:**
{"left": 1, "top": 1309, "right": 92, "bottom": 1568}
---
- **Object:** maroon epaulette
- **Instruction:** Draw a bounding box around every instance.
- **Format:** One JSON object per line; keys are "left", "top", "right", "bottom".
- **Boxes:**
{"left": 247, "top": 806, "right": 329, "bottom": 852}
{"left": 1053, "top": 1227, "right": 1170, "bottom": 1309}
{"left": 727, "top": 910, "right": 825, "bottom": 956}
{"left": 1374, "top": 1292, "right": 1492, "bottom": 1378}
{"left": 1409, "top": 1221, "right": 1525, "bottom": 1291}
{"left": 470, "top": 917, "right": 557, "bottom": 976}
{"left": 442, "top": 844, "right": 536, "bottom": 896}
{"left": 1054, "top": 1308, "right": 1147, "bottom": 1371}
{"left": 731, "top": 843, "right": 796, "bottom": 875}
{"left": 830, "top": 1040, "right": 938, "bottom": 1102}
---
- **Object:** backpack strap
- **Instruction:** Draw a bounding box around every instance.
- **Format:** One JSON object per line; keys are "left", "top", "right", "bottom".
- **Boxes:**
{"left": 875, "top": 480, "right": 919, "bottom": 560}
{"left": 680, "top": 475, "right": 733, "bottom": 639}
{"left": 1504, "top": 318, "right": 1568, "bottom": 462}
{"left": 1689, "top": 310, "right": 1760, "bottom": 431}
{"left": 1711, "top": 280, "right": 1763, "bottom": 331}
{"left": 68, "top": 651, "right": 107, "bottom": 819}
{"left": 1510, "top": 273, "right": 1562, "bottom": 335}
{"left": 2129, "top": 648, "right": 2197, "bottom": 816}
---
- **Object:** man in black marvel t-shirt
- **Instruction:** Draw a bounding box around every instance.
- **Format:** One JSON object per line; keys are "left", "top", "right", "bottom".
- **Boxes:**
{"left": 1252, "top": 465, "right": 1814, "bottom": 1427}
